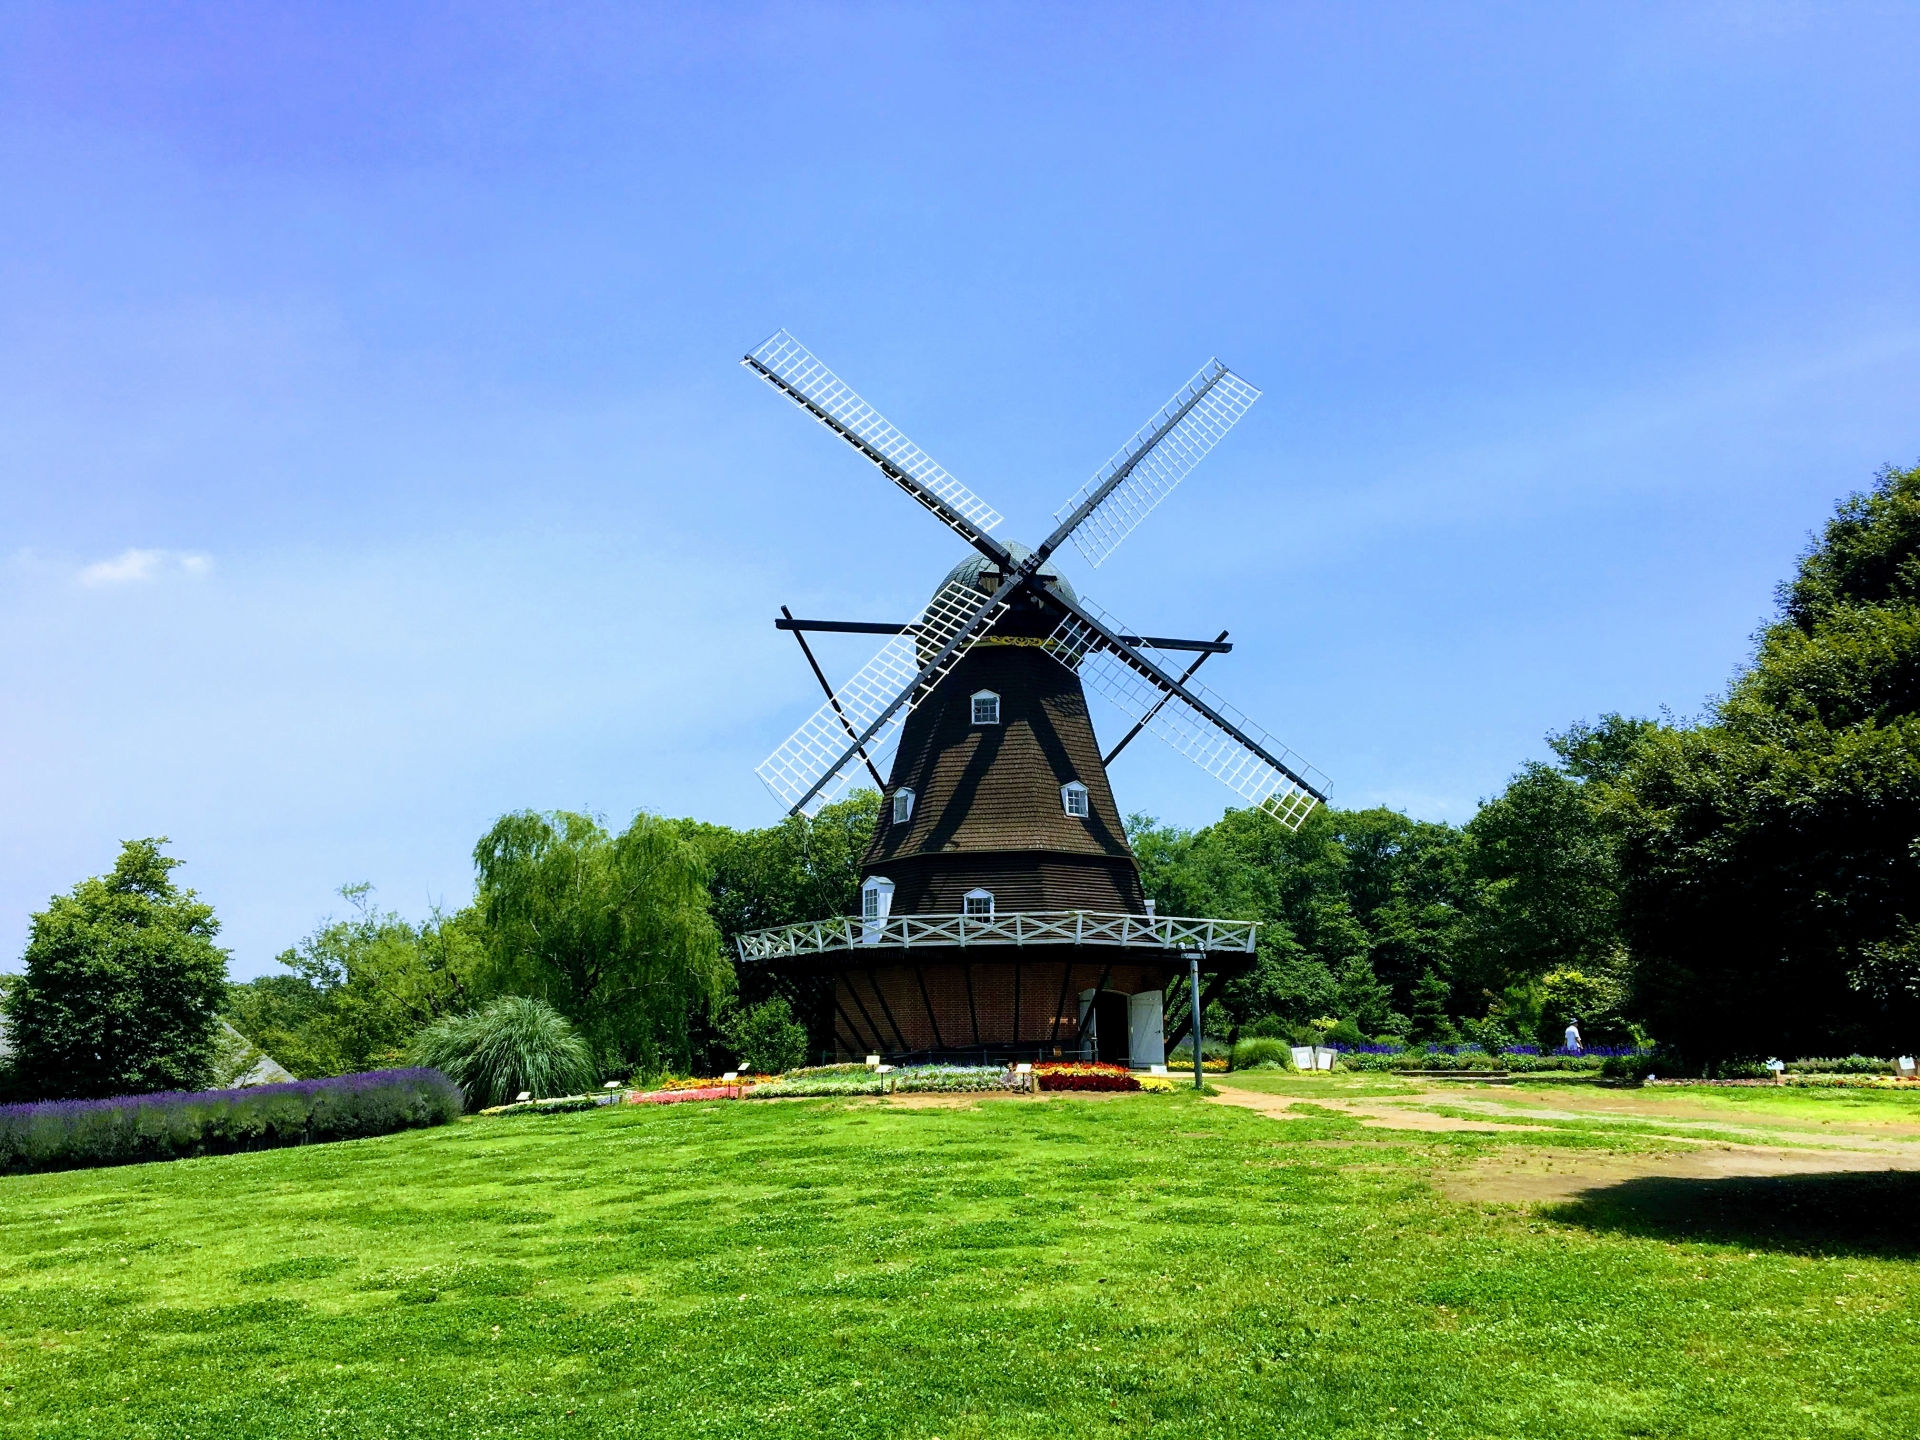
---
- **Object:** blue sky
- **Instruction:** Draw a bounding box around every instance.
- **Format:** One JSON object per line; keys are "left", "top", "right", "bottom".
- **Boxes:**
{"left": 3, "top": 3, "right": 1917, "bottom": 978}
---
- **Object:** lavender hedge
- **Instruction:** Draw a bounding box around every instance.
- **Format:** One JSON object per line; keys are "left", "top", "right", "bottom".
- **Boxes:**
{"left": 0, "top": 1068, "right": 461, "bottom": 1175}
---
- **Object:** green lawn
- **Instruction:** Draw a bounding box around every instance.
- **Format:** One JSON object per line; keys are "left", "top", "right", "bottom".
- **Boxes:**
{"left": 4, "top": 1083, "right": 1919, "bottom": 1438}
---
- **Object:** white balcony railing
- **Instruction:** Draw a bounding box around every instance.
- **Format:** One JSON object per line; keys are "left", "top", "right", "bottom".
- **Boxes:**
{"left": 735, "top": 910, "right": 1259, "bottom": 963}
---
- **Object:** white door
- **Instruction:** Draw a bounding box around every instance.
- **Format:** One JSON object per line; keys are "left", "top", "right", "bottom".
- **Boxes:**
{"left": 1128, "top": 991, "right": 1165, "bottom": 1067}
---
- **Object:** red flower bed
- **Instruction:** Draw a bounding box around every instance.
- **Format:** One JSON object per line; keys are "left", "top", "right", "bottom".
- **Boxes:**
{"left": 625, "top": 1085, "right": 742, "bottom": 1105}
{"left": 1033, "top": 1062, "right": 1139, "bottom": 1093}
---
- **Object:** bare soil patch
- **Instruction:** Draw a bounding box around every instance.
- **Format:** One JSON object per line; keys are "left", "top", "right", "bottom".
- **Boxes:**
{"left": 1209, "top": 1085, "right": 1553, "bottom": 1135}
{"left": 1439, "top": 1144, "right": 1920, "bottom": 1204}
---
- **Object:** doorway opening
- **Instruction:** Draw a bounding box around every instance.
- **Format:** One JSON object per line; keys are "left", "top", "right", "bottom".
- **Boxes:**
{"left": 1092, "top": 991, "right": 1131, "bottom": 1064}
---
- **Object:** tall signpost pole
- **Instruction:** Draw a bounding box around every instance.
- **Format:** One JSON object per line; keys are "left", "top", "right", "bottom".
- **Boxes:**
{"left": 1188, "top": 954, "right": 1204, "bottom": 1091}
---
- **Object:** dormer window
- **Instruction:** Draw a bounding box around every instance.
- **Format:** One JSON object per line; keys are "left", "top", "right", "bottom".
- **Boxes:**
{"left": 1061, "top": 780, "right": 1089, "bottom": 818}
{"left": 892, "top": 788, "right": 915, "bottom": 825}
{"left": 971, "top": 690, "right": 1000, "bottom": 725}
{"left": 862, "top": 876, "right": 894, "bottom": 923}
{"left": 963, "top": 888, "right": 995, "bottom": 917}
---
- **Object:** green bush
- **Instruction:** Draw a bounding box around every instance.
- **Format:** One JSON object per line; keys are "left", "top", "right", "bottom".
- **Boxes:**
{"left": 1230, "top": 1037, "right": 1295, "bottom": 1071}
{"left": 724, "top": 997, "right": 809, "bottom": 1074}
{"left": 409, "top": 996, "right": 599, "bottom": 1110}
{"left": 1323, "top": 1018, "right": 1368, "bottom": 1048}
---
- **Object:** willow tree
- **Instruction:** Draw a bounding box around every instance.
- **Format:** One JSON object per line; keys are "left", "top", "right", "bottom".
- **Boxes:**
{"left": 472, "top": 810, "right": 728, "bottom": 1071}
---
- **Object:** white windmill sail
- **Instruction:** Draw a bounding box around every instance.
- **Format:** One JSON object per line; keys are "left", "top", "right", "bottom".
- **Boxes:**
{"left": 1052, "top": 360, "right": 1261, "bottom": 568}
{"left": 1044, "top": 599, "right": 1326, "bottom": 830}
{"left": 756, "top": 578, "right": 1008, "bottom": 815}
{"left": 744, "top": 330, "right": 1005, "bottom": 544}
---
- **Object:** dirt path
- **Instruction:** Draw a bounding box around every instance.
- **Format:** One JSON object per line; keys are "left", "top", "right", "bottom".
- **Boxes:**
{"left": 1210, "top": 1082, "right": 1920, "bottom": 1204}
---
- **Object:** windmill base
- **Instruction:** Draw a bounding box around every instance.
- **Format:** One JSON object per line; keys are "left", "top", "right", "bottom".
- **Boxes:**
{"left": 818, "top": 949, "right": 1254, "bottom": 1067}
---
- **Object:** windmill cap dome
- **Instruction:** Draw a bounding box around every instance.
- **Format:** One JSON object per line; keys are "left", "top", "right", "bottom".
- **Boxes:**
{"left": 938, "top": 541, "right": 1078, "bottom": 606}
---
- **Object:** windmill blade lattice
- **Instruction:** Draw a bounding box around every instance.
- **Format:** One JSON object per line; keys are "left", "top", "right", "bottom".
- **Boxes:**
{"left": 744, "top": 330, "right": 1005, "bottom": 545}
{"left": 1052, "top": 360, "right": 1261, "bottom": 568}
{"left": 1044, "top": 601, "right": 1326, "bottom": 829}
{"left": 756, "top": 578, "right": 1009, "bottom": 815}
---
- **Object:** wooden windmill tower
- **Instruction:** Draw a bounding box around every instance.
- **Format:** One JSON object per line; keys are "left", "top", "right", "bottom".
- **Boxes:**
{"left": 736, "top": 331, "right": 1329, "bottom": 1064}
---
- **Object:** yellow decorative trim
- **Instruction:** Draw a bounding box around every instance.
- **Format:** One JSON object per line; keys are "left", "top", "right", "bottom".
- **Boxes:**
{"left": 974, "top": 636, "right": 1058, "bottom": 648}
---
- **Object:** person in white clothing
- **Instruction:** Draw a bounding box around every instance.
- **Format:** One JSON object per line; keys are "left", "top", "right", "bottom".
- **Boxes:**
{"left": 1564, "top": 1020, "right": 1582, "bottom": 1053}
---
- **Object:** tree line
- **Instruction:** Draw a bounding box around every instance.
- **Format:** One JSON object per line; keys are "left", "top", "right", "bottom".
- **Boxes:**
{"left": 3, "top": 463, "right": 1914, "bottom": 1099}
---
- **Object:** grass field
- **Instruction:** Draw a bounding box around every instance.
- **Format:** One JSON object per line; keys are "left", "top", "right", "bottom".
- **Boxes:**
{"left": 5, "top": 1076, "right": 1920, "bottom": 1438}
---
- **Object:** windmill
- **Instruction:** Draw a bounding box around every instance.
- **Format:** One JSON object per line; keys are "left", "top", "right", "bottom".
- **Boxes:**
{"left": 735, "top": 331, "right": 1329, "bottom": 1066}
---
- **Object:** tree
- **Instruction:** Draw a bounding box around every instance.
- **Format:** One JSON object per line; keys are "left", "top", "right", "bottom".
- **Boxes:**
{"left": 473, "top": 810, "right": 729, "bottom": 1072}
{"left": 1130, "top": 806, "right": 1466, "bottom": 1036}
{"left": 4, "top": 839, "right": 229, "bottom": 1100}
{"left": 1458, "top": 761, "right": 1622, "bottom": 1008}
{"left": 1333, "top": 952, "right": 1394, "bottom": 1035}
{"left": 673, "top": 791, "right": 878, "bottom": 1063}
{"left": 1409, "top": 966, "right": 1457, "bottom": 1042}
{"left": 226, "top": 885, "right": 484, "bottom": 1078}
{"left": 1599, "top": 464, "right": 1920, "bottom": 1060}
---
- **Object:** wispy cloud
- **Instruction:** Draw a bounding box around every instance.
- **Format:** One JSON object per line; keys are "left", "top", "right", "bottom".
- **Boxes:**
{"left": 78, "top": 549, "right": 211, "bottom": 587}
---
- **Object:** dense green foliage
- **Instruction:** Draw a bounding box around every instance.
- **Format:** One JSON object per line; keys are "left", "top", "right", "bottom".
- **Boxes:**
{"left": 1594, "top": 464, "right": 1920, "bottom": 1061}
{"left": 675, "top": 791, "right": 879, "bottom": 1058}
{"left": 225, "top": 885, "right": 482, "bottom": 1079}
{"left": 722, "top": 995, "right": 810, "bottom": 1074}
{"left": 409, "top": 996, "right": 600, "bottom": 1109}
{"left": 3, "top": 839, "right": 230, "bottom": 1100}
{"left": 0, "top": 1068, "right": 458, "bottom": 1174}
{"left": 473, "top": 810, "right": 729, "bottom": 1073}
{"left": 1129, "top": 791, "right": 1631, "bottom": 1050}
{"left": 5, "top": 1082, "right": 1920, "bottom": 1436}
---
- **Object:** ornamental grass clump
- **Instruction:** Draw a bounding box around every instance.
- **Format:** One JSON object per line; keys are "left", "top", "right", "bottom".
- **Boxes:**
{"left": 0, "top": 1068, "right": 460, "bottom": 1175}
{"left": 409, "top": 996, "right": 598, "bottom": 1111}
{"left": 1230, "top": 1037, "right": 1295, "bottom": 1071}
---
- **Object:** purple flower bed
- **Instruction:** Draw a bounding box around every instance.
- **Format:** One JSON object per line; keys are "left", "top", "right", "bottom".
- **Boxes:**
{"left": 0, "top": 1068, "right": 461, "bottom": 1175}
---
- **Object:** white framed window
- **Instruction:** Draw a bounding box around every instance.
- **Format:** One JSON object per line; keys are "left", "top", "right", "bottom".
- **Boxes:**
{"left": 861, "top": 876, "right": 895, "bottom": 922}
{"left": 892, "top": 787, "right": 915, "bottom": 825}
{"left": 1061, "top": 780, "right": 1089, "bottom": 817}
{"left": 971, "top": 689, "right": 1000, "bottom": 725}
{"left": 963, "top": 888, "right": 995, "bottom": 917}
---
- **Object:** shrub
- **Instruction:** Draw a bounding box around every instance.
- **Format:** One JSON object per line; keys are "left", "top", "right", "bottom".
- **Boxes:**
{"left": 723, "top": 997, "right": 809, "bottom": 1075}
{"left": 0, "top": 1068, "right": 459, "bottom": 1175}
{"left": 1323, "top": 1018, "right": 1368, "bottom": 1048}
{"left": 1231, "top": 1037, "right": 1295, "bottom": 1071}
{"left": 409, "top": 996, "right": 598, "bottom": 1110}
{"left": 1791, "top": 1055, "right": 1895, "bottom": 1075}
